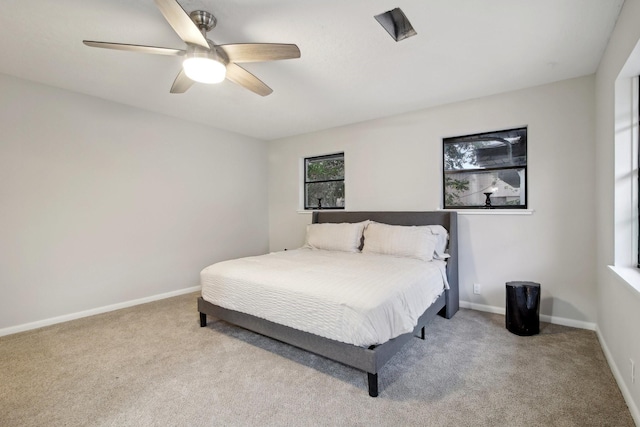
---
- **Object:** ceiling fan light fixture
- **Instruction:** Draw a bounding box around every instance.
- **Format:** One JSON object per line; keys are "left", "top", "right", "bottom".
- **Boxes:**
{"left": 183, "top": 54, "right": 226, "bottom": 84}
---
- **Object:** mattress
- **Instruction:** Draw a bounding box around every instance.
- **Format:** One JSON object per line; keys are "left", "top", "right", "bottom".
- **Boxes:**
{"left": 200, "top": 248, "right": 448, "bottom": 347}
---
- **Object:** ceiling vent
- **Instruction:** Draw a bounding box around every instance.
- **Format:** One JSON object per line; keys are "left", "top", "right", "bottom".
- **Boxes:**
{"left": 374, "top": 7, "right": 417, "bottom": 42}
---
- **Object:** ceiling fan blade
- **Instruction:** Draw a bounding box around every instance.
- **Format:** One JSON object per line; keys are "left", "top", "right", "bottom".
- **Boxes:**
{"left": 225, "top": 63, "right": 273, "bottom": 96}
{"left": 83, "top": 40, "right": 185, "bottom": 56}
{"left": 170, "top": 69, "right": 195, "bottom": 93}
{"left": 153, "top": 0, "right": 209, "bottom": 49}
{"left": 219, "top": 44, "right": 300, "bottom": 63}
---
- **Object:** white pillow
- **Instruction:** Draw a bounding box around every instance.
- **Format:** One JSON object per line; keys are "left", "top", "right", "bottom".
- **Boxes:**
{"left": 425, "top": 225, "right": 450, "bottom": 260}
{"left": 362, "top": 222, "right": 438, "bottom": 261}
{"left": 304, "top": 221, "right": 367, "bottom": 253}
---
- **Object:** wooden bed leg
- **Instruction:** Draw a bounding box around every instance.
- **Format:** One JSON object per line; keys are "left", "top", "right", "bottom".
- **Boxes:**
{"left": 421, "top": 326, "right": 426, "bottom": 340}
{"left": 199, "top": 312, "right": 207, "bottom": 327}
{"left": 367, "top": 373, "right": 379, "bottom": 397}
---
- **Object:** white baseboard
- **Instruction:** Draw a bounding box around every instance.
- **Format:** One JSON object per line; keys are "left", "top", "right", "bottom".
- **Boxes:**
{"left": 460, "top": 301, "right": 505, "bottom": 315}
{"left": 4, "top": 295, "right": 595, "bottom": 337}
{"left": 596, "top": 327, "right": 640, "bottom": 426}
{"left": 0, "top": 286, "right": 201, "bottom": 338}
{"left": 459, "top": 300, "right": 597, "bottom": 331}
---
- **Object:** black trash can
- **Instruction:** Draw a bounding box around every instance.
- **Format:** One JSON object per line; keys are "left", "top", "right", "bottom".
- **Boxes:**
{"left": 505, "top": 281, "right": 540, "bottom": 336}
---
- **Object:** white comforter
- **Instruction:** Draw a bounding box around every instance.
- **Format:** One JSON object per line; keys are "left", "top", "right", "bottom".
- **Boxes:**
{"left": 200, "top": 248, "right": 448, "bottom": 347}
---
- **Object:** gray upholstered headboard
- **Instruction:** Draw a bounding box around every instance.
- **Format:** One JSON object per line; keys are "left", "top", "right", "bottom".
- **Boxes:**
{"left": 312, "top": 211, "right": 459, "bottom": 315}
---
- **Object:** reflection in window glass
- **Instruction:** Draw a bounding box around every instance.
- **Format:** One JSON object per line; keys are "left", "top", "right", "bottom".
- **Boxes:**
{"left": 443, "top": 128, "right": 527, "bottom": 209}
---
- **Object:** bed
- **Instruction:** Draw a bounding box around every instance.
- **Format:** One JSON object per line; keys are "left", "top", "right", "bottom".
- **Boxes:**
{"left": 197, "top": 211, "right": 458, "bottom": 397}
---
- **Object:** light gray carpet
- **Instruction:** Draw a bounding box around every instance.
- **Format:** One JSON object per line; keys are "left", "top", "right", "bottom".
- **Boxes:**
{"left": 0, "top": 292, "right": 634, "bottom": 426}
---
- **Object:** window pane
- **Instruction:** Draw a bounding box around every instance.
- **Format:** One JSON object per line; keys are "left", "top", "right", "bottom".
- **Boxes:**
{"left": 444, "top": 168, "right": 525, "bottom": 208}
{"left": 305, "top": 181, "right": 345, "bottom": 209}
{"left": 306, "top": 156, "right": 344, "bottom": 182}
{"left": 444, "top": 128, "right": 527, "bottom": 171}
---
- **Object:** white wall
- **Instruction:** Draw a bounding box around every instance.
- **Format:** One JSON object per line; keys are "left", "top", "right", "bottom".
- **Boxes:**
{"left": 0, "top": 74, "right": 269, "bottom": 331}
{"left": 595, "top": 0, "right": 640, "bottom": 422}
{"left": 269, "top": 75, "right": 596, "bottom": 327}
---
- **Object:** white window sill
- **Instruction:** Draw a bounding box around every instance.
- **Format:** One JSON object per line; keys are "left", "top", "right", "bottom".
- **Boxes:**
{"left": 299, "top": 209, "right": 535, "bottom": 215}
{"left": 439, "top": 209, "right": 534, "bottom": 215}
{"left": 298, "top": 209, "right": 347, "bottom": 214}
{"left": 608, "top": 265, "right": 640, "bottom": 296}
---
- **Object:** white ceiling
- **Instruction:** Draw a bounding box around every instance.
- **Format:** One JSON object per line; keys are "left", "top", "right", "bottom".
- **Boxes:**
{"left": 0, "top": 0, "right": 624, "bottom": 140}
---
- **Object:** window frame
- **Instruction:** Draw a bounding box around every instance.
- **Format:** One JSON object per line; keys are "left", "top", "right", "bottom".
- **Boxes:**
{"left": 637, "top": 76, "right": 640, "bottom": 268}
{"left": 303, "top": 152, "right": 345, "bottom": 211}
{"left": 614, "top": 75, "right": 639, "bottom": 270}
{"left": 442, "top": 127, "right": 528, "bottom": 210}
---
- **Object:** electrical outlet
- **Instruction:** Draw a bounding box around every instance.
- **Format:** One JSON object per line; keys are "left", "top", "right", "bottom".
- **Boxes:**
{"left": 631, "top": 359, "right": 635, "bottom": 384}
{"left": 473, "top": 283, "right": 481, "bottom": 295}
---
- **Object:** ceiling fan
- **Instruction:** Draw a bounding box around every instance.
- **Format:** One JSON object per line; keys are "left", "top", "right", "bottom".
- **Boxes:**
{"left": 83, "top": 0, "right": 300, "bottom": 96}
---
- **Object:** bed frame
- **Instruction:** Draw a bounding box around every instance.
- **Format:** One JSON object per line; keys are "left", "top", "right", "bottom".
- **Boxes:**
{"left": 197, "top": 211, "right": 458, "bottom": 397}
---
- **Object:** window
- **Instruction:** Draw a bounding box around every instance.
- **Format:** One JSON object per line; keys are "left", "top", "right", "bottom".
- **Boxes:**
{"left": 443, "top": 127, "right": 527, "bottom": 209}
{"left": 637, "top": 76, "right": 640, "bottom": 268}
{"left": 304, "top": 153, "right": 345, "bottom": 210}
{"left": 614, "top": 74, "right": 639, "bottom": 270}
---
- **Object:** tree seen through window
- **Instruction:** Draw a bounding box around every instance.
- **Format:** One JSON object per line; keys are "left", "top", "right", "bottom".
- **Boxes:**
{"left": 304, "top": 153, "right": 345, "bottom": 210}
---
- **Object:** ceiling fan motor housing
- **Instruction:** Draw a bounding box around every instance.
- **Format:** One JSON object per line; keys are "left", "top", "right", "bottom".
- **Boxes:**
{"left": 185, "top": 42, "right": 229, "bottom": 64}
